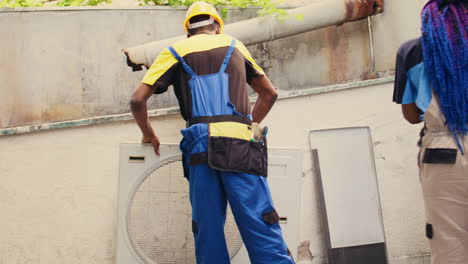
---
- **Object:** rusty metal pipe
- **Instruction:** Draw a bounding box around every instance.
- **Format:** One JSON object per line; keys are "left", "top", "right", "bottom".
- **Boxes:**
{"left": 124, "top": 0, "right": 383, "bottom": 70}
{"left": 344, "top": 0, "right": 383, "bottom": 22}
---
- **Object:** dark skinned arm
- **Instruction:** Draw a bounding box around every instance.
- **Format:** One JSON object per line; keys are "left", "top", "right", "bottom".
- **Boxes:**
{"left": 250, "top": 75, "right": 278, "bottom": 123}
{"left": 402, "top": 103, "right": 423, "bottom": 124}
{"left": 130, "top": 83, "right": 160, "bottom": 155}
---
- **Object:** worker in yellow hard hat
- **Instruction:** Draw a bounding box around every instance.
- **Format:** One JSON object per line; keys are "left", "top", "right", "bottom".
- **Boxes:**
{"left": 183, "top": 1, "right": 224, "bottom": 34}
{"left": 131, "top": 1, "right": 295, "bottom": 263}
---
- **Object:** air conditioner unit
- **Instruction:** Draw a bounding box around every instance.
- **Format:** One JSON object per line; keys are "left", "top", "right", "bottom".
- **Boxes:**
{"left": 116, "top": 143, "right": 303, "bottom": 264}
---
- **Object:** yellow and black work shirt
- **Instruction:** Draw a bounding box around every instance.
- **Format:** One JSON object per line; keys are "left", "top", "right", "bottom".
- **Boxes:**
{"left": 141, "top": 34, "right": 265, "bottom": 121}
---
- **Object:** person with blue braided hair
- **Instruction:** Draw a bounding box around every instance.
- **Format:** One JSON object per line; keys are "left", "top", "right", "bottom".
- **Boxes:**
{"left": 393, "top": 0, "right": 468, "bottom": 263}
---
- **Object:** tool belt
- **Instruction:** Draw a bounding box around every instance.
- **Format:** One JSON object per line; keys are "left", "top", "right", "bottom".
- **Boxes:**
{"left": 188, "top": 115, "right": 268, "bottom": 177}
{"left": 187, "top": 115, "right": 252, "bottom": 127}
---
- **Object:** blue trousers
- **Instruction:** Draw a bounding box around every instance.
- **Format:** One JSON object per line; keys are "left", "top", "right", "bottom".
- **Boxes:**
{"left": 189, "top": 164, "right": 294, "bottom": 264}
{"left": 180, "top": 124, "right": 294, "bottom": 264}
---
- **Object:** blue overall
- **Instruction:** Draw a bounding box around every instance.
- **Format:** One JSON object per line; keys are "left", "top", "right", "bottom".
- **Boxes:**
{"left": 169, "top": 39, "right": 294, "bottom": 264}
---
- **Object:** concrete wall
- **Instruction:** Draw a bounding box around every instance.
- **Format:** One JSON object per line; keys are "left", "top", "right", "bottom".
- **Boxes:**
{"left": 371, "top": 0, "right": 427, "bottom": 72}
{"left": 0, "top": 1, "right": 431, "bottom": 128}
{"left": 266, "top": 83, "right": 429, "bottom": 261}
{"left": 0, "top": 7, "right": 370, "bottom": 128}
{"left": 252, "top": 20, "right": 371, "bottom": 92}
{"left": 0, "top": 114, "right": 184, "bottom": 264}
{"left": 0, "top": 8, "right": 187, "bottom": 129}
{"left": 0, "top": 82, "right": 429, "bottom": 263}
{"left": 0, "top": 2, "right": 434, "bottom": 263}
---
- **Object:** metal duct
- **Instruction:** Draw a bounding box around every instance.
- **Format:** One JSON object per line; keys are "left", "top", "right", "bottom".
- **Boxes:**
{"left": 123, "top": 0, "right": 383, "bottom": 70}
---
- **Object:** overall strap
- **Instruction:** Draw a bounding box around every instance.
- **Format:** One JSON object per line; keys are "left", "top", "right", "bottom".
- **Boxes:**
{"left": 219, "top": 39, "right": 237, "bottom": 73}
{"left": 168, "top": 46, "right": 196, "bottom": 78}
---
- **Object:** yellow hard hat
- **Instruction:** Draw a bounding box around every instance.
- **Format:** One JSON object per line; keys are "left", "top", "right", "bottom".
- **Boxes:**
{"left": 184, "top": 1, "right": 224, "bottom": 33}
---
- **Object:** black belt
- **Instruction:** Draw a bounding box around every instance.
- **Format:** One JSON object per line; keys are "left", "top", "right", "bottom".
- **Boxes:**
{"left": 187, "top": 115, "right": 252, "bottom": 127}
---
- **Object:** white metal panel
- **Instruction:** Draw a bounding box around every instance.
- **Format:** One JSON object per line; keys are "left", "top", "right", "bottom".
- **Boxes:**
{"left": 231, "top": 148, "right": 303, "bottom": 263}
{"left": 268, "top": 149, "right": 303, "bottom": 259}
{"left": 117, "top": 143, "right": 303, "bottom": 264}
{"left": 309, "top": 127, "right": 385, "bottom": 249}
{"left": 117, "top": 143, "right": 182, "bottom": 264}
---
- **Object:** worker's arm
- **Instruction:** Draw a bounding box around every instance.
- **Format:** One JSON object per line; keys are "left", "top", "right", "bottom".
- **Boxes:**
{"left": 130, "top": 83, "right": 160, "bottom": 155}
{"left": 250, "top": 75, "right": 278, "bottom": 123}
{"left": 402, "top": 103, "right": 423, "bottom": 124}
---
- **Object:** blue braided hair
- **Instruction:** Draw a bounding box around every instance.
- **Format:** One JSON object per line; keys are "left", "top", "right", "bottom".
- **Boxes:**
{"left": 421, "top": 0, "right": 468, "bottom": 152}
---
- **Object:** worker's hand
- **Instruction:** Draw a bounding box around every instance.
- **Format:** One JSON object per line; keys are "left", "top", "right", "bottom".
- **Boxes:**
{"left": 142, "top": 134, "right": 160, "bottom": 156}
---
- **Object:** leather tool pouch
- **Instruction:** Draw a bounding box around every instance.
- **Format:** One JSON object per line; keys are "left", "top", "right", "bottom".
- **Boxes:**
{"left": 422, "top": 148, "right": 457, "bottom": 164}
{"left": 208, "top": 122, "right": 268, "bottom": 177}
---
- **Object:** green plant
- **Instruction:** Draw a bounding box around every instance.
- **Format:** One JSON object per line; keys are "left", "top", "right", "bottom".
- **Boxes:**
{"left": 1, "top": 0, "right": 43, "bottom": 7}
{"left": 0, "top": 0, "right": 111, "bottom": 6}
{"left": 0, "top": 0, "right": 299, "bottom": 21}
{"left": 139, "top": 0, "right": 292, "bottom": 19}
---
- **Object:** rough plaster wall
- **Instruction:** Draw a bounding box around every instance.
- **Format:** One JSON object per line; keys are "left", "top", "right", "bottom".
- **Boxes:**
{"left": 0, "top": 9, "right": 187, "bottom": 129}
{"left": 251, "top": 20, "right": 371, "bottom": 91}
{"left": 0, "top": 114, "right": 185, "bottom": 264}
{"left": 0, "top": 82, "right": 429, "bottom": 263}
{"left": 263, "top": 83, "right": 429, "bottom": 260}
{"left": 0, "top": 8, "right": 370, "bottom": 128}
{"left": 371, "top": 0, "right": 427, "bottom": 72}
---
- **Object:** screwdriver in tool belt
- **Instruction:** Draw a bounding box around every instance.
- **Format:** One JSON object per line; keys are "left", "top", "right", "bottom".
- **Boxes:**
{"left": 258, "top": 127, "right": 268, "bottom": 144}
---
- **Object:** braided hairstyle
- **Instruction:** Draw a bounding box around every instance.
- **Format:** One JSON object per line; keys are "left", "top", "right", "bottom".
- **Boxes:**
{"left": 421, "top": 0, "right": 468, "bottom": 151}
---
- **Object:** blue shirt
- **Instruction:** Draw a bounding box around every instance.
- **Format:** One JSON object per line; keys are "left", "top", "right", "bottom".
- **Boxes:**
{"left": 393, "top": 37, "right": 432, "bottom": 120}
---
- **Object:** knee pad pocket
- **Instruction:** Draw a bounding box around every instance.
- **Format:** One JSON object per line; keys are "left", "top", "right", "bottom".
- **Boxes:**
{"left": 192, "top": 220, "right": 198, "bottom": 234}
{"left": 262, "top": 210, "right": 280, "bottom": 225}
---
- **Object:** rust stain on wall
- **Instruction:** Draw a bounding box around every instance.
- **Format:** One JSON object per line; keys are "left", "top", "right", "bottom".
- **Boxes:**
{"left": 322, "top": 27, "right": 350, "bottom": 84}
{"left": 41, "top": 105, "right": 85, "bottom": 123}
{"left": 8, "top": 103, "right": 40, "bottom": 128}
{"left": 1, "top": 7, "right": 376, "bottom": 129}
{"left": 1, "top": 26, "right": 20, "bottom": 129}
{"left": 6, "top": 102, "right": 87, "bottom": 129}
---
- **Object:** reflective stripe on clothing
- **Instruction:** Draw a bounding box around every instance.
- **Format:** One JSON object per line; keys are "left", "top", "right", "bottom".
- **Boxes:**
{"left": 209, "top": 122, "right": 252, "bottom": 141}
